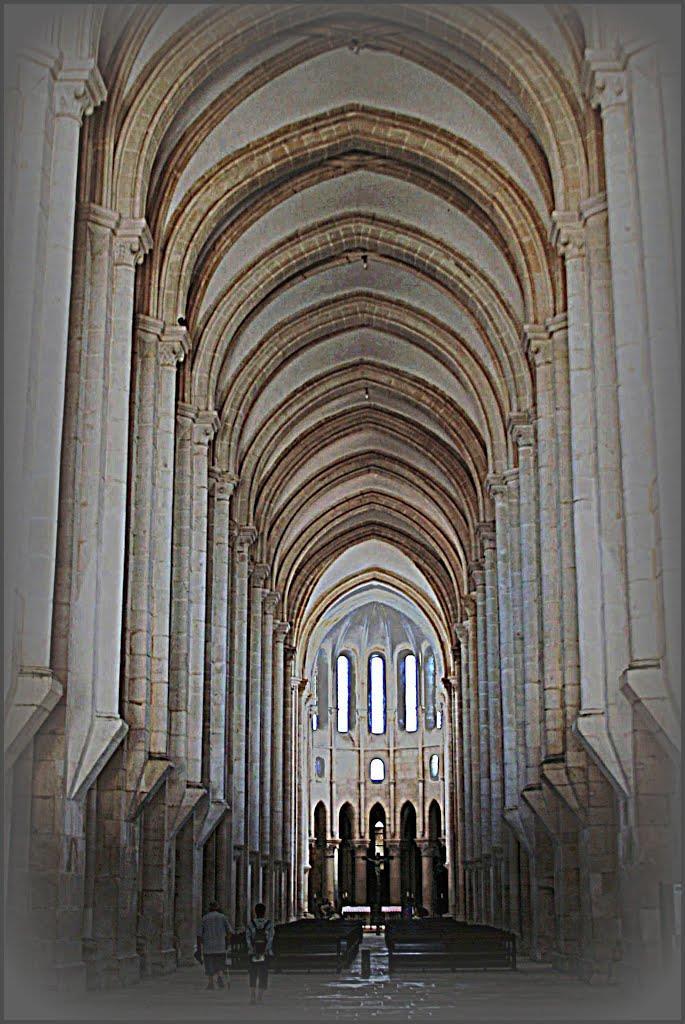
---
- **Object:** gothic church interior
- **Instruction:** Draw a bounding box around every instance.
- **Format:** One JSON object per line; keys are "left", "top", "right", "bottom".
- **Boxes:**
{"left": 3, "top": 1, "right": 681, "bottom": 1004}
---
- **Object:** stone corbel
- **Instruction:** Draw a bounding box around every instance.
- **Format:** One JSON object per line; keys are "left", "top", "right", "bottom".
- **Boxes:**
{"left": 5, "top": 669, "right": 64, "bottom": 766}
{"left": 127, "top": 756, "right": 175, "bottom": 821}
{"left": 521, "top": 783, "right": 558, "bottom": 840}
{"left": 540, "top": 757, "right": 586, "bottom": 826}
{"left": 67, "top": 713, "right": 129, "bottom": 801}
{"left": 168, "top": 785, "right": 208, "bottom": 841}
{"left": 620, "top": 663, "right": 681, "bottom": 759}
{"left": 503, "top": 807, "right": 533, "bottom": 855}
{"left": 251, "top": 562, "right": 270, "bottom": 589}
{"left": 573, "top": 709, "right": 631, "bottom": 798}
{"left": 195, "top": 800, "right": 230, "bottom": 849}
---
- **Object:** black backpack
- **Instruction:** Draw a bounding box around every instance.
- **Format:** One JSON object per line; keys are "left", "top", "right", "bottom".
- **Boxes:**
{"left": 253, "top": 919, "right": 270, "bottom": 957}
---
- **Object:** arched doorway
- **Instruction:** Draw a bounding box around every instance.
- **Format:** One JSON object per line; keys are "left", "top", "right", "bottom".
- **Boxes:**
{"left": 428, "top": 801, "right": 449, "bottom": 916}
{"left": 308, "top": 802, "right": 328, "bottom": 914}
{"left": 338, "top": 803, "right": 355, "bottom": 907}
{"left": 400, "top": 802, "right": 421, "bottom": 910}
{"left": 366, "top": 803, "right": 390, "bottom": 906}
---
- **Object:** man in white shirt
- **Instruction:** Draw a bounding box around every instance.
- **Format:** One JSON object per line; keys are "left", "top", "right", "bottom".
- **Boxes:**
{"left": 196, "top": 901, "right": 232, "bottom": 990}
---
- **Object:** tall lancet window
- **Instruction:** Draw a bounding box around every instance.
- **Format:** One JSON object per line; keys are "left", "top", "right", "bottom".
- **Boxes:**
{"left": 424, "top": 650, "right": 436, "bottom": 729}
{"left": 403, "top": 653, "right": 419, "bottom": 733}
{"left": 368, "top": 654, "right": 386, "bottom": 734}
{"left": 336, "top": 654, "right": 351, "bottom": 733}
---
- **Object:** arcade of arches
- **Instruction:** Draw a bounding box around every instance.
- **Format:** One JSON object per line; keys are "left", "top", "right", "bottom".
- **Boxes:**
{"left": 3, "top": 0, "right": 681, "bottom": 998}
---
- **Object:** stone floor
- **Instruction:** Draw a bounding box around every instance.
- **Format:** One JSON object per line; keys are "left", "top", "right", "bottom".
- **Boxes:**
{"left": 5, "top": 936, "right": 681, "bottom": 1022}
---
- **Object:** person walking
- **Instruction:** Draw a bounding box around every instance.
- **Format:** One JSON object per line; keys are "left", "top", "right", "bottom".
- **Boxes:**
{"left": 196, "top": 900, "right": 232, "bottom": 991}
{"left": 245, "top": 903, "right": 274, "bottom": 1004}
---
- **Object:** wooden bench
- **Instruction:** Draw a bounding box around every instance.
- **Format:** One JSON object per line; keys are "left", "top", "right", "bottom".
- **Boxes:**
{"left": 230, "top": 920, "right": 362, "bottom": 973}
{"left": 385, "top": 920, "right": 516, "bottom": 972}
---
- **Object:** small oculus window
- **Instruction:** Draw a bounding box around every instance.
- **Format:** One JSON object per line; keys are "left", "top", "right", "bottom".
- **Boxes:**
{"left": 314, "top": 756, "right": 325, "bottom": 778}
{"left": 369, "top": 757, "right": 385, "bottom": 783}
{"left": 429, "top": 753, "right": 439, "bottom": 780}
{"left": 336, "top": 654, "right": 350, "bottom": 733}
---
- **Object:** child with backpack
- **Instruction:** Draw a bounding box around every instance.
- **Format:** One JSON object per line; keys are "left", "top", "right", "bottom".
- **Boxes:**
{"left": 245, "top": 903, "right": 274, "bottom": 1004}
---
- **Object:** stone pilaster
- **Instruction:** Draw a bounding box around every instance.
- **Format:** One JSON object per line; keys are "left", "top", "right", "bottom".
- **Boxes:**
{"left": 150, "top": 328, "right": 189, "bottom": 755}
{"left": 205, "top": 470, "right": 237, "bottom": 804}
{"left": 187, "top": 412, "right": 219, "bottom": 786}
{"left": 247, "top": 562, "right": 269, "bottom": 856}
{"left": 525, "top": 325, "right": 564, "bottom": 759}
{"left": 229, "top": 525, "right": 255, "bottom": 926}
{"left": 6, "top": 57, "right": 106, "bottom": 776}
{"left": 271, "top": 622, "right": 290, "bottom": 867}
{"left": 509, "top": 416, "right": 543, "bottom": 788}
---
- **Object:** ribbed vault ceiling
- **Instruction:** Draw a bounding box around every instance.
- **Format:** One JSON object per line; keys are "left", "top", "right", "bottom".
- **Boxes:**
{"left": 87, "top": 3, "right": 598, "bottom": 670}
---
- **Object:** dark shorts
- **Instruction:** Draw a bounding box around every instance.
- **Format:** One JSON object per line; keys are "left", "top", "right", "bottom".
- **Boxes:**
{"left": 204, "top": 952, "right": 227, "bottom": 976}
{"left": 248, "top": 959, "right": 269, "bottom": 989}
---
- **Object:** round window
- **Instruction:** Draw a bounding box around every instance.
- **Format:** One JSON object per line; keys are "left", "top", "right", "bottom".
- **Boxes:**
{"left": 369, "top": 757, "right": 385, "bottom": 783}
{"left": 314, "top": 756, "right": 325, "bottom": 778}
{"left": 429, "top": 753, "right": 439, "bottom": 779}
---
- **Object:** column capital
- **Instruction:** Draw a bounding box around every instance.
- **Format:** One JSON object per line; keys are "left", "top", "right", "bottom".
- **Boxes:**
{"left": 485, "top": 473, "right": 508, "bottom": 501}
{"left": 549, "top": 211, "right": 585, "bottom": 260}
{"left": 176, "top": 402, "right": 198, "bottom": 427}
{"left": 77, "top": 202, "right": 120, "bottom": 232}
{"left": 510, "top": 419, "right": 535, "bottom": 449}
{"left": 193, "top": 410, "right": 220, "bottom": 446}
{"left": 134, "top": 313, "right": 165, "bottom": 341}
{"left": 263, "top": 590, "right": 280, "bottom": 616}
{"left": 579, "top": 192, "right": 608, "bottom": 223}
{"left": 52, "top": 59, "right": 106, "bottom": 123}
{"left": 454, "top": 621, "right": 469, "bottom": 645}
{"left": 208, "top": 467, "right": 238, "bottom": 501}
{"left": 251, "top": 562, "right": 270, "bottom": 588}
{"left": 502, "top": 468, "right": 519, "bottom": 488}
{"left": 582, "top": 50, "right": 628, "bottom": 112}
{"left": 545, "top": 312, "right": 569, "bottom": 338}
{"left": 523, "top": 323, "right": 553, "bottom": 366}
{"left": 235, "top": 525, "right": 257, "bottom": 551}
{"left": 476, "top": 521, "right": 496, "bottom": 550}
{"left": 274, "top": 620, "right": 291, "bottom": 642}
{"left": 113, "top": 218, "right": 152, "bottom": 268}
{"left": 159, "top": 325, "right": 191, "bottom": 366}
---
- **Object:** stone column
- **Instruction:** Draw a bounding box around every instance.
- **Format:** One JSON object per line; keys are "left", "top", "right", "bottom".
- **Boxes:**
{"left": 206, "top": 470, "right": 236, "bottom": 803}
{"left": 547, "top": 312, "right": 581, "bottom": 740}
{"left": 420, "top": 844, "right": 436, "bottom": 916}
{"left": 456, "top": 622, "right": 472, "bottom": 917}
{"left": 283, "top": 646, "right": 297, "bottom": 918}
{"left": 464, "top": 598, "right": 481, "bottom": 913}
{"left": 388, "top": 842, "right": 402, "bottom": 904}
{"left": 169, "top": 404, "right": 197, "bottom": 770}
{"left": 445, "top": 669, "right": 463, "bottom": 919}
{"left": 187, "top": 412, "right": 219, "bottom": 786}
{"left": 5, "top": 56, "right": 105, "bottom": 762}
{"left": 271, "top": 622, "right": 290, "bottom": 867}
{"left": 487, "top": 480, "right": 518, "bottom": 816}
{"left": 260, "top": 593, "right": 279, "bottom": 851}
{"left": 353, "top": 841, "right": 368, "bottom": 905}
{"left": 150, "top": 328, "right": 189, "bottom": 755}
{"left": 472, "top": 568, "right": 490, "bottom": 856}
{"left": 480, "top": 524, "right": 503, "bottom": 924}
{"left": 525, "top": 325, "right": 564, "bottom": 759}
{"left": 247, "top": 563, "right": 269, "bottom": 856}
{"left": 509, "top": 417, "right": 543, "bottom": 788}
